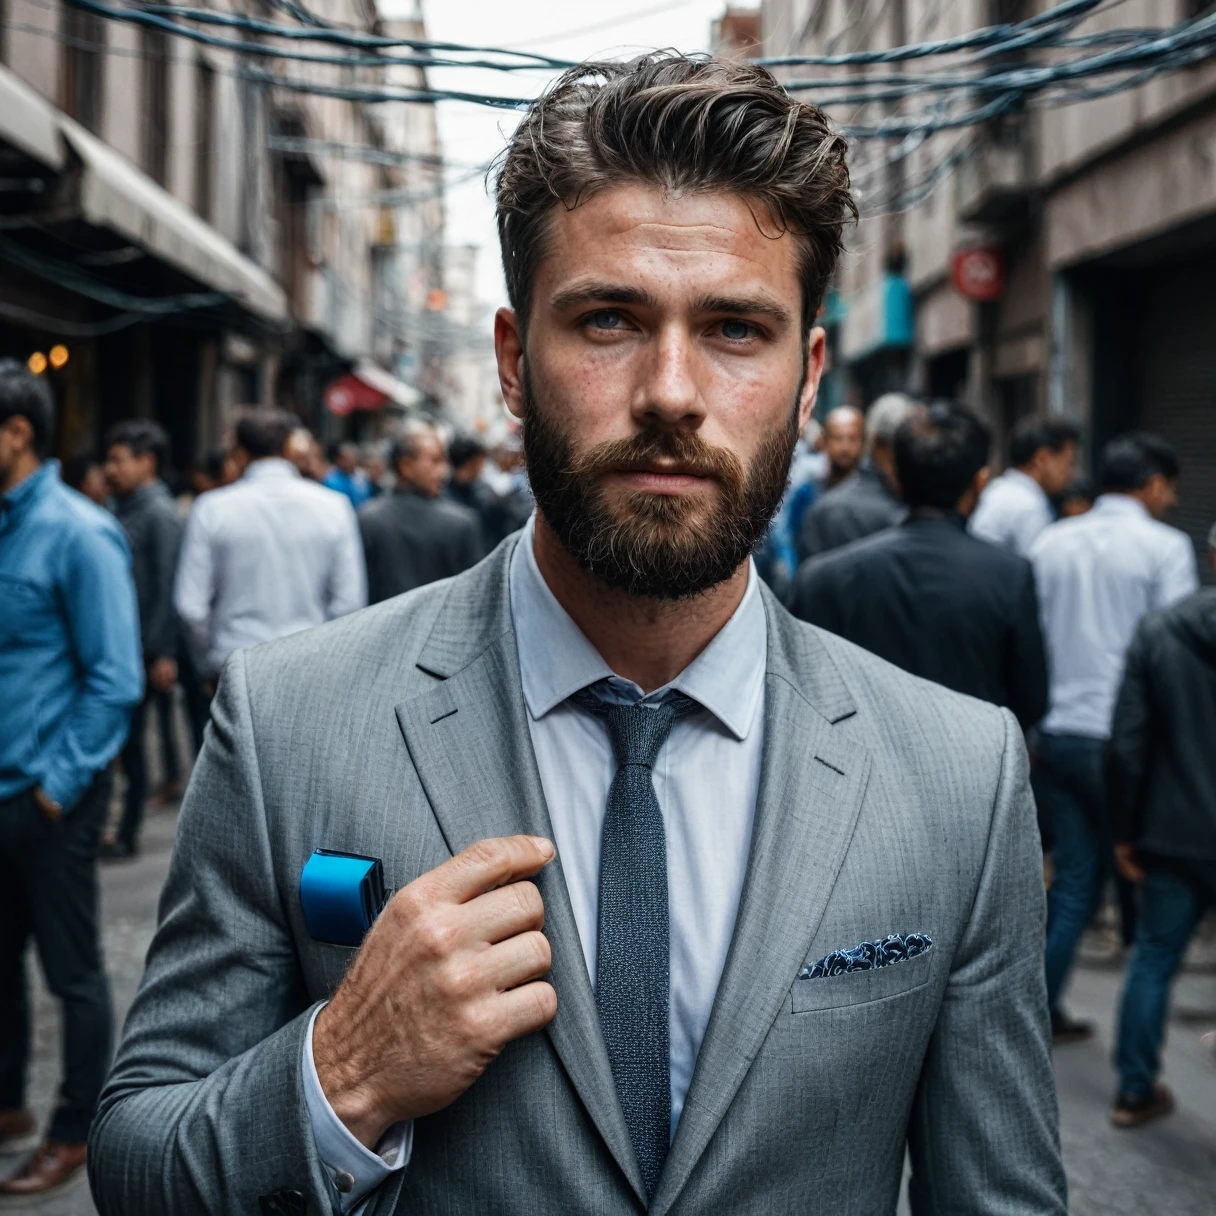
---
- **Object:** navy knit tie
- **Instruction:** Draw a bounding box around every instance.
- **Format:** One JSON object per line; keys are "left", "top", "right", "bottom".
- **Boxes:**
{"left": 573, "top": 686, "right": 699, "bottom": 1201}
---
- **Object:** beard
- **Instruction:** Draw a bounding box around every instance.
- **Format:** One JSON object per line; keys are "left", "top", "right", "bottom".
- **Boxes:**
{"left": 521, "top": 372, "right": 800, "bottom": 600}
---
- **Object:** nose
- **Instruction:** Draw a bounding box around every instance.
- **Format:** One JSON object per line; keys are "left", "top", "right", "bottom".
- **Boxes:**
{"left": 633, "top": 323, "right": 704, "bottom": 431}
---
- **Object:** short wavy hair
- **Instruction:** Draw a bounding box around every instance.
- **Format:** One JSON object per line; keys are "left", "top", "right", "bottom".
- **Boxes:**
{"left": 495, "top": 53, "right": 856, "bottom": 332}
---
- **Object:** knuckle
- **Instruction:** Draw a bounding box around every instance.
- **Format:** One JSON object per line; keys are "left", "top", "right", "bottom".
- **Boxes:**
{"left": 531, "top": 982, "right": 558, "bottom": 1023}
{"left": 464, "top": 838, "right": 503, "bottom": 871}
{"left": 415, "top": 913, "right": 457, "bottom": 959}
{"left": 527, "top": 931, "right": 552, "bottom": 971}
{"left": 512, "top": 881, "right": 543, "bottom": 921}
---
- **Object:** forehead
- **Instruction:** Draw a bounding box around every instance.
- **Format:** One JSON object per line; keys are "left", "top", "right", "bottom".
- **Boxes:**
{"left": 535, "top": 183, "right": 803, "bottom": 307}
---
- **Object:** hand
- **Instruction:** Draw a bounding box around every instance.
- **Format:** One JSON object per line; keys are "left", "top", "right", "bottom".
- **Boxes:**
{"left": 148, "top": 657, "right": 178, "bottom": 692}
{"left": 1115, "top": 843, "right": 1145, "bottom": 885}
{"left": 312, "top": 835, "right": 558, "bottom": 1149}
{"left": 32, "top": 786, "right": 62, "bottom": 825}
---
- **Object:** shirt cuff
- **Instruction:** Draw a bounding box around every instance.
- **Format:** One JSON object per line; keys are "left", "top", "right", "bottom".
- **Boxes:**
{"left": 302, "top": 1004, "right": 412, "bottom": 1212}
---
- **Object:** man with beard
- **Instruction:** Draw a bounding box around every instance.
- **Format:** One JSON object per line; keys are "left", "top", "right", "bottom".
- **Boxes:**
{"left": 90, "top": 55, "right": 1064, "bottom": 1216}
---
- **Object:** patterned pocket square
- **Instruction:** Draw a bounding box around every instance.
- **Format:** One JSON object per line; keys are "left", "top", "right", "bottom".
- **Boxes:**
{"left": 799, "top": 932, "right": 933, "bottom": 980}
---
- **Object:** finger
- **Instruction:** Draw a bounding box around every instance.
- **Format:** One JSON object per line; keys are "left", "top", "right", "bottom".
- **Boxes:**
{"left": 481, "top": 930, "right": 552, "bottom": 992}
{"left": 427, "top": 836, "right": 555, "bottom": 904}
{"left": 488, "top": 980, "right": 558, "bottom": 1042}
{"left": 464, "top": 880, "right": 545, "bottom": 943}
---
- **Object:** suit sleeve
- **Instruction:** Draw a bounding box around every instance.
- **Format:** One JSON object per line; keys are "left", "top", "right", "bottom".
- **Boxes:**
{"left": 907, "top": 710, "right": 1066, "bottom": 1215}
{"left": 1006, "top": 564, "right": 1049, "bottom": 730}
{"left": 1107, "top": 624, "right": 1153, "bottom": 845}
{"left": 88, "top": 650, "right": 345, "bottom": 1215}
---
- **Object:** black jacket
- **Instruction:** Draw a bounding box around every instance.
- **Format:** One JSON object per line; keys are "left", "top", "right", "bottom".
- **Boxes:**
{"left": 1108, "top": 589, "right": 1216, "bottom": 859}
{"left": 359, "top": 488, "right": 485, "bottom": 604}
{"left": 791, "top": 513, "right": 1049, "bottom": 728}
{"left": 797, "top": 463, "right": 906, "bottom": 561}
{"left": 112, "top": 481, "right": 183, "bottom": 662}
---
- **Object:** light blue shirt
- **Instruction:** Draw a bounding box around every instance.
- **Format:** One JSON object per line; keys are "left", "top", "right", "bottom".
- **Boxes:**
{"left": 1031, "top": 493, "right": 1198, "bottom": 738}
{"left": 0, "top": 461, "right": 143, "bottom": 809}
{"left": 304, "top": 520, "right": 768, "bottom": 1209}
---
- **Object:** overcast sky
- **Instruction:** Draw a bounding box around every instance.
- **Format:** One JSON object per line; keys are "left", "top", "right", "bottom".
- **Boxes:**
{"left": 378, "top": 0, "right": 762, "bottom": 303}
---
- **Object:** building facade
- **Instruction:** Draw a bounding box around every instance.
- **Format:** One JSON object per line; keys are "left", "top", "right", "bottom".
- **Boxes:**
{"left": 762, "top": 0, "right": 1216, "bottom": 577}
{"left": 0, "top": 0, "right": 444, "bottom": 471}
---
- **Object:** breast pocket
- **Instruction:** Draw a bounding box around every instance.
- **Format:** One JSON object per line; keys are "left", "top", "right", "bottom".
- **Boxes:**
{"left": 791, "top": 949, "right": 934, "bottom": 1014}
{"left": 0, "top": 576, "right": 48, "bottom": 649}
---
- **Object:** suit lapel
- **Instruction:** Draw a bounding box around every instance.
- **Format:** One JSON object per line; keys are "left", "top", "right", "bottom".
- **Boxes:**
{"left": 395, "top": 542, "right": 647, "bottom": 1203}
{"left": 650, "top": 597, "right": 872, "bottom": 1216}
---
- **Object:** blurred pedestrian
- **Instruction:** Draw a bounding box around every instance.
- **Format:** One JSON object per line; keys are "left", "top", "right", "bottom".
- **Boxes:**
{"left": 359, "top": 420, "right": 485, "bottom": 603}
{"left": 756, "top": 417, "right": 825, "bottom": 599}
{"left": 323, "top": 440, "right": 373, "bottom": 508}
{"left": 362, "top": 442, "right": 391, "bottom": 498}
{"left": 485, "top": 432, "right": 534, "bottom": 536}
{"left": 970, "top": 417, "right": 1080, "bottom": 556}
{"left": 792, "top": 400, "right": 1048, "bottom": 729}
{"left": 0, "top": 359, "right": 141, "bottom": 1199}
{"left": 174, "top": 408, "right": 366, "bottom": 682}
{"left": 102, "top": 421, "right": 185, "bottom": 859}
{"left": 446, "top": 432, "right": 504, "bottom": 543}
{"left": 1032, "top": 432, "right": 1198, "bottom": 1044}
{"left": 189, "top": 447, "right": 236, "bottom": 499}
{"left": 1106, "top": 521, "right": 1216, "bottom": 1128}
{"left": 819, "top": 404, "right": 864, "bottom": 490}
{"left": 64, "top": 452, "right": 108, "bottom": 507}
{"left": 797, "top": 392, "right": 914, "bottom": 560}
{"left": 1057, "top": 476, "right": 1095, "bottom": 519}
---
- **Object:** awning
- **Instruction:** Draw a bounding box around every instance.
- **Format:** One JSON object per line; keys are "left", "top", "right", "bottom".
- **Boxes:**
{"left": 60, "top": 120, "right": 287, "bottom": 324}
{"left": 0, "top": 66, "right": 64, "bottom": 170}
{"left": 324, "top": 360, "right": 421, "bottom": 415}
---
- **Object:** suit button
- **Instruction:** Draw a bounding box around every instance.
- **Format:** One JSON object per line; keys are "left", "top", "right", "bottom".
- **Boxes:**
{"left": 334, "top": 1171, "right": 355, "bottom": 1194}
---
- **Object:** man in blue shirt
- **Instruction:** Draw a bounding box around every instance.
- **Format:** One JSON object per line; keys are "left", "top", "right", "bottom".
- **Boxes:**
{"left": 0, "top": 359, "right": 142, "bottom": 1199}
{"left": 322, "top": 441, "right": 373, "bottom": 508}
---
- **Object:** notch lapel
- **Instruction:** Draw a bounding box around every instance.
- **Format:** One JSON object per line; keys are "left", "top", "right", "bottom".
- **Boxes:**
{"left": 649, "top": 603, "right": 872, "bottom": 1216}
{"left": 395, "top": 552, "right": 647, "bottom": 1204}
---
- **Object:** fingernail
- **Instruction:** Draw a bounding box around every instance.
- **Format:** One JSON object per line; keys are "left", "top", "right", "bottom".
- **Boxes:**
{"left": 533, "top": 837, "right": 555, "bottom": 859}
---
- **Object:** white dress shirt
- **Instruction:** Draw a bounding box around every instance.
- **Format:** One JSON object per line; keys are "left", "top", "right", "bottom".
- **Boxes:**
{"left": 304, "top": 519, "right": 767, "bottom": 1209}
{"left": 1031, "top": 494, "right": 1198, "bottom": 738}
{"left": 175, "top": 458, "right": 366, "bottom": 674}
{"left": 968, "top": 467, "right": 1054, "bottom": 557}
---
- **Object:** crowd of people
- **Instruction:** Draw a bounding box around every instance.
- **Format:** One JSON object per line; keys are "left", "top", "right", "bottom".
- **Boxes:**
{"left": 783, "top": 395, "right": 1214, "bottom": 1129}
{"left": 0, "top": 346, "right": 1213, "bottom": 1197}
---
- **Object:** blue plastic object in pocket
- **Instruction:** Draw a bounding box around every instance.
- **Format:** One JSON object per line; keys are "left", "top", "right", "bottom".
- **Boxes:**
{"left": 299, "top": 849, "right": 389, "bottom": 947}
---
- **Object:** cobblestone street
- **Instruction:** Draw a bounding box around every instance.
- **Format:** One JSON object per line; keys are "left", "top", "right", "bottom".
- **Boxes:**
{"left": 8, "top": 804, "right": 1216, "bottom": 1215}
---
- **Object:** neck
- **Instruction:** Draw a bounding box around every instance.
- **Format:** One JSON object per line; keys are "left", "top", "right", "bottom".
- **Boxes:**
{"left": 531, "top": 515, "right": 749, "bottom": 694}
{"left": 0, "top": 452, "right": 41, "bottom": 496}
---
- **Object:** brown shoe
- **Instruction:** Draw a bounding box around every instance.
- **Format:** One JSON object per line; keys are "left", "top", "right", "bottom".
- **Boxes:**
{"left": 0, "top": 1111, "right": 37, "bottom": 1156}
{"left": 1111, "top": 1084, "right": 1175, "bottom": 1129}
{"left": 0, "top": 1139, "right": 87, "bottom": 1199}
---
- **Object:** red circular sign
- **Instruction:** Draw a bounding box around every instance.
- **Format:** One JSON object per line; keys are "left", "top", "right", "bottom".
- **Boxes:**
{"left": 952, "top": 246, "right": 1005, "bottom": 302}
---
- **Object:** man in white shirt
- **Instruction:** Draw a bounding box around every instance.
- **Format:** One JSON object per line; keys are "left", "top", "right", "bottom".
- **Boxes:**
{"left": 970, "top": 416, "right": 1080, "bottom": 556}
{"left": 1031, "top": 432, "right": 1198, "bottom": 1042}
{"left": 174, "top": 408, "right": 366, "bottom": 678}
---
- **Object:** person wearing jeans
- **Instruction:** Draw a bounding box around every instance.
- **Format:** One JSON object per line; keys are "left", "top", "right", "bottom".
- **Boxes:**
{"left": 0, "top": 361, "right": 142, "bottom": 1199}
{"left": 1031, "top": 433, "right": 1197, "bottom": 1042}
{"left": 1108, "top": 538, "right": 1216, "bottom": 1127}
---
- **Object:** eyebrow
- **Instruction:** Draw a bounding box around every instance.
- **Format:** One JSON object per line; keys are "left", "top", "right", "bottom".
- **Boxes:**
{"left": 549, "top": 281, "right": 793, "bottom": 328}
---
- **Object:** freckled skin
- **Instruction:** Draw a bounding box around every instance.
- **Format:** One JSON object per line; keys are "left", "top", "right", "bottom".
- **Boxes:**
{"left": 493, "top": 183, "right": 827, "bottom": 690}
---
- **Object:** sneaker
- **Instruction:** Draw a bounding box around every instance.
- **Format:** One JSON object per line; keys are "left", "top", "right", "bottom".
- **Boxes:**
{"left": 0, "top": 1111, "right": 38, "bottom": 1156}
{"left": 1111, "top": 1084, "right": 1175, "bottom": 1129}
{"left": 1051, "top": 1010, "right": 1095, "bottom": 1045}
{"left": 0, "top": 1138, "right": 87, "bottom": 1199}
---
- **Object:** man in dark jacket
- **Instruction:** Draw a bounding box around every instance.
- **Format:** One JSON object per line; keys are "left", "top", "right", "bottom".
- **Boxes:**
{"left": 103, "top": 420, "right": 184, "bottom": 858}
{"left": 359, "top": 421, "right": 485, "bottom": 603}
{"left": 1107, "top": 523, "right": 1216, "bottom": 1130}
{"left": 791, "top": 400, "right": 1048, "bottom": 731}
{"left": 797, "top": 393, "right": 914, "bottom": 559}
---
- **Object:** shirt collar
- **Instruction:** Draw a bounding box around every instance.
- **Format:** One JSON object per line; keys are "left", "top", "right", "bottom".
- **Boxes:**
{"left": 242, "top": 457, "right": 300, "bottom": 483}
{"left": 1093, "top": 493, "right": 1151, "bottom": 521}
{"left": 1004, "top": 467, "right": 1048, "bottom": 499}
{"left": 509, "top": 517, "right": 767, "bottom": 741}
{"left": 1, "top": 459, "right": 58, "bottom": 521}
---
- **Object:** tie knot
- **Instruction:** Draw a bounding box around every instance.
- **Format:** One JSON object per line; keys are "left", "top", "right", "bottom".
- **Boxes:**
{"left": 572, "top": 687, "right": 699, "bottom": 769}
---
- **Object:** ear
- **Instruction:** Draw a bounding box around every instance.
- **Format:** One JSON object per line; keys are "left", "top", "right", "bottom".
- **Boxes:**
{"left": 495, "top": 308, "right": 526, "bottom": 420}
{"left": 798, "top": 327, "right": 827, "bottom": 432}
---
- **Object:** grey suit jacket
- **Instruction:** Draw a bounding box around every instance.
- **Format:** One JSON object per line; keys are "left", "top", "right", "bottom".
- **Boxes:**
{"left": 89, "top": 536, "right": 1066, "bottom": 1216}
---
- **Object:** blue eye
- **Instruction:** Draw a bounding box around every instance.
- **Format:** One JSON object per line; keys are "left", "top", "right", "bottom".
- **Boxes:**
{"left": 588, "top": 310, "right": 624, "bottom": 330}
{"left": 721, "top": 320, "right": 753, "bottom": 340}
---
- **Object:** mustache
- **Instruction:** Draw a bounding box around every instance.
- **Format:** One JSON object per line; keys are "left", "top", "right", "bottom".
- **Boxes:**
{"left": 565, "top": 428, "right": 745, "bottom": 492}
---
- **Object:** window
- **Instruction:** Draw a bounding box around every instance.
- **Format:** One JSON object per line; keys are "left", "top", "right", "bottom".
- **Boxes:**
{"left": 61, "top": 6, "right": 105, "bottom": 134}
{"left": 194, "top": 59, "right": 215, "bottom": 219}
{"left": 142, "top": 27, "right": 170, "bottom": 185}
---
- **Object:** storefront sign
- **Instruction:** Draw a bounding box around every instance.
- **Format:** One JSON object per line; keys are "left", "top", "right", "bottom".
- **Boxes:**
{"left": 952, "top": 246, "right": 1005, "bottom": 301}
